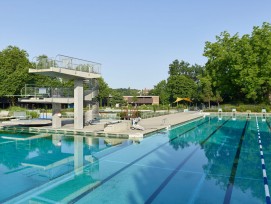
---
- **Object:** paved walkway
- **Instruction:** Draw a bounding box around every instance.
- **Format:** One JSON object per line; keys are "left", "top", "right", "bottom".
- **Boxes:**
{"left": 0, "top": 111, "right": 203, "bottom": 138}
{"left": 128, "top": 111, "right": 202, "bottom": 135}
{"left": 61, "top": 111, "right": 203, "bottom": 136}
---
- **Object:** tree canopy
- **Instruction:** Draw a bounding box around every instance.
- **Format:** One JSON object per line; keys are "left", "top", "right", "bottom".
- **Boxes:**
{"left": 2, "top": 22, "right": 271, "bottom": 108}
{"left": 0, "top": 46, "right": 31, "bottom": 97}
{"left": 204, "top": 22, "right": 271, "bottom": 103}
{"left": 151, "top": 59, "right": 204, "bottom": 105}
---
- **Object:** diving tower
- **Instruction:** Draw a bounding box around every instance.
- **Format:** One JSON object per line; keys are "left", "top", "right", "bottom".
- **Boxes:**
{"left": 22, "top": 55, "right": 101, "bottom": 129}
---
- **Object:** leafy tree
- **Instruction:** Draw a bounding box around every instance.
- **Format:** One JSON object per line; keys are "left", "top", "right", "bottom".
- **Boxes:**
{"left": 149, "top": 80, "right": 169, "bottom": 105}
{"left": 167, "top": 75, "right": 197, "bottom": 104}
{"left": 214, "top": 91, "right": 223, "bottom": 106}
{"left": 204, "top": 31, "right": 242, "bottom": 102}
{"left": 204, "top": 22, "right": 271, "bottom": 103}
{"left": 131, "top": 95, "right": 138, "bottom": 106}
{"left": 0, "top": 46, "right": 32, "bottom": 105}
{"left": 97, "top": 77, "right": 110, "bottom": 107}
{"left": 248, "top": 22, "right": 271, "bottom": 102}
{"left": 29, "top": 55, "right": 67, "bottom": 87}
{"left": 199, "top": 76, "right": 213, "bottom": 108}
{"left": 168, "top": 60, "right": 204, "bottom": 82}
{"left": 114, "top": 88, "right": 140, "bottom": 96}
{"left": 110, "top": 90, "right": 125, "bottom": 107}
{"left": 168, "top": 60, "right": 190, "bottom": 76}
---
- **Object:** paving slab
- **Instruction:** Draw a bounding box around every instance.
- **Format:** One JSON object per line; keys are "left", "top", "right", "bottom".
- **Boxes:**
{"left": 0, "top": 112, "right": 204, "bottom": 138}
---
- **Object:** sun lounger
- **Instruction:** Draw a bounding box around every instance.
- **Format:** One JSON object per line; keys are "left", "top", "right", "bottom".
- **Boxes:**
{"left": 131, "top": 117, "right": 144, "bottom": 130}
{"left": 131, "top": 124, "right": 144, "bottom": 131}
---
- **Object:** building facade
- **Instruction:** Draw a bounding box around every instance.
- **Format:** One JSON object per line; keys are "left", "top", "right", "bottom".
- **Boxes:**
{"left": 123, "top": 96, "right": 159, "bottom": 106}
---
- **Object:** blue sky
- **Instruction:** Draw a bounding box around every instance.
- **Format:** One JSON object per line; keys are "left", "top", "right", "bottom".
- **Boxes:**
{"left": 0, "top": 1, "right": 271, "bottom": 89}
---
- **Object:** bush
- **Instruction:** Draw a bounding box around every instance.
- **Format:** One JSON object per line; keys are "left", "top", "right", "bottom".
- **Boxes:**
{"left": 152, "top": 105, "right": 158, "bottom": 113}
{"left": 236, "top": 104, "right": 270, "bottom": 113}
{"left": 27, "top": 111, "right": 39, "bottom": 118}
{"left": 138, "top": 104, "right": 149, "bottom": 110}
{"left": 8, "top": 106, "right": 26, "bottom": 112}
{"left": 203, "top": 104, "right": 270, "bottom": 113}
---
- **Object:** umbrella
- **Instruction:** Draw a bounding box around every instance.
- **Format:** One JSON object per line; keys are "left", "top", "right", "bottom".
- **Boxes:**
{"left": 174, "top": 97, "right": 192, "bottom": 103}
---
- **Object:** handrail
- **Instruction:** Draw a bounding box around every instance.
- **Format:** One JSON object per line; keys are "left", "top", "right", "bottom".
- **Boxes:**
{"left": 32, "top": 55, "right": 101, "bottom": 74}
{"left": 21, "top": 84, "right": 74, "bottom": 98}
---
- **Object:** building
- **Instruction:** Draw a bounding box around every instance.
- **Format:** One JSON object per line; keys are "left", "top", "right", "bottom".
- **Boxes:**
{"left": 123, "top": 96, "right": 159, "bottom": 106}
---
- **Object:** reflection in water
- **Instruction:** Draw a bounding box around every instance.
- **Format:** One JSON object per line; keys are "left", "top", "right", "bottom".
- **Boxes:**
{"left": 74, "top": 136, "right": 84, "bottom": 175}
{"left": 2, "top": 117, "right": 268, "bottom": 203}
{"left": 0, "top": 131, "right": 130, "bottom": 203}
{"left": 168, "top": 118, "right": 266, "bottom": 203}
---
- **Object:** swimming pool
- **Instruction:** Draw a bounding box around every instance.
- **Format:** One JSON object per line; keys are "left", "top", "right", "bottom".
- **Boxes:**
{"left": 1, "top": 116, "right": 270, "bottom": 203}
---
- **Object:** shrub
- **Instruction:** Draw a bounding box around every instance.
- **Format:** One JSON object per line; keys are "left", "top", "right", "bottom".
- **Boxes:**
{"left": 27, "top": 111, "right": 39, "bottom": 118}
{"left": 152, "top": 105, "right": 158, "bottom": 113}
{"left": 203, "top": 104, "right": 270, "bottom": 113}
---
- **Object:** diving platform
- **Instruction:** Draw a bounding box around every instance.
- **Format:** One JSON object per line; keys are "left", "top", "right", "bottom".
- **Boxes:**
{"left": 30, "top": 55, "right": 101, "bottom": 79}
{"left": 19, "top": 97, "right": 75, "bottom": 104}
{"left": 24, "top": 55, "right": 101, "bottom": 130}
{"left": 29, "top": 66, "right": 101, "bottom": 80}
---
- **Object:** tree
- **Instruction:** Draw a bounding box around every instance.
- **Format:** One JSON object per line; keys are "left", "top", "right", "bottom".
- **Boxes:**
{"left": 110, "top": 90, "right": 125, "bottom": 107}
{"left": 168, "top": 60, "right": 190, "bottom": 76}
{"left": 203, "top": 22, "right": 271, "bottom": 103}
{"left": 114, "top": 88, "right": 140, "bottom": 96}
{"left": 214, "top": 91, "right": 223, "bottom": 106}
{"left": 167, "top": 75, "right": 196, "bottom": 104}
{"left": 29, "top": 55, "right": 66, "bottom": 87}
{"left": 199, "top": 76, "right": 213, "bottom": 109}
{"left": 149, "top": 80, "right": 169, "bottom": 105}
{"left": 204, "top": 31, "right": 242, "bottom": 102}
{"left": 131, "top": 95, "right": 138, "bottom": 106}
{"left": 0, "top": 46, "right": 32, "bottom": 105}
{"left": 97, "top": 77, "right": 110, "bottom": 107}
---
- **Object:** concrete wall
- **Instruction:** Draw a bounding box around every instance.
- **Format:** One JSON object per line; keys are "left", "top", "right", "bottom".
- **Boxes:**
{"left": 104, "top": 121, "right": 130, "bottom": 133}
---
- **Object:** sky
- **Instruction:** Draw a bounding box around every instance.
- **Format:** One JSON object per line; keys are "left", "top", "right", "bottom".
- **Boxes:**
{"left": 0, "top": 1, "right": 271, "bottom": 90}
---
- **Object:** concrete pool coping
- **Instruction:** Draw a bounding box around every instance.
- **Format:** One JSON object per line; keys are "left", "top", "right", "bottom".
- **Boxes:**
{"left": 0, "top": 111, "right": 204, "bottom": 139}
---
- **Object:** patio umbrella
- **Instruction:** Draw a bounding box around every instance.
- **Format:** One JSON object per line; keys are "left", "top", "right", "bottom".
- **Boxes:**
{"left": 174, "top": 97, "right": 192, "bottom": 103}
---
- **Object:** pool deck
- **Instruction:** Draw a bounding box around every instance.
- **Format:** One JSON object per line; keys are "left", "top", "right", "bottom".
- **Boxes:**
{"left": 0, "top": 111, "right": 204, "bottom": 138}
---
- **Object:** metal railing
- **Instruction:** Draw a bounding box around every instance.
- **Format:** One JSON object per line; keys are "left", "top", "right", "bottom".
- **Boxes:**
{"left": 32, "top": 55, "right": 101, "bottom": 74}
{"left": 21, "top": 84, "right": 74, "bottom": 98}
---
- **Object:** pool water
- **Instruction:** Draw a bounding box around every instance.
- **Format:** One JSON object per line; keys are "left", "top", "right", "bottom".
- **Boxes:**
{"left": 1, "top": 116, "right": 270, "bottom": 203}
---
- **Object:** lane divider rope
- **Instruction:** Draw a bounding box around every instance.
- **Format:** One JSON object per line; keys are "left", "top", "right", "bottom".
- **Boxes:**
{"left": 256, "top": 116, "right": 271, "bottom": 204}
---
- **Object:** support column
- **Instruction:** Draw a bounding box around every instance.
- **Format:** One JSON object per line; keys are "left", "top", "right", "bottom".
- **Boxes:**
{"left": 52, "top": 103, "right": 61, "bottom": 128}
{"left": 74, "top": 79, "right": 84, "bottom": 129}
{"left": 92, "top": 79, "right": 99, "bottom": 119}
{"left": 84, "top": 79, "right": 99, "bottom": 123}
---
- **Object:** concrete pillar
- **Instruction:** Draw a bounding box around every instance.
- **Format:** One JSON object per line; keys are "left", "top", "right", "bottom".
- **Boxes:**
{"left": 85, "top": 137, "right": 99, "bottom": 147}
{"left": 92, "top": 79, "right": 99, "bottom": 119}
{"left": 92, "top": 79, "right": 99, "bottom": 118}
{"left": 84, "top": 79, "right": 99, "bottom": 123}
{"left": 74, "top": 136, "right": 83, "bottom": 175}
{"left": 74, "top": 79, "right": 84, "bottom": 129}
{"left": 52, "top": 103, "right": 61, "bottom": 128}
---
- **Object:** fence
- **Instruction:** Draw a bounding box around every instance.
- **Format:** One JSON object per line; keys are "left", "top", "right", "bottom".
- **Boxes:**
{"left": 32, "top": 55, "right": 101, "bottom": 74}
{"left": 21, "top": 85, "right": 73, "bottom": 98}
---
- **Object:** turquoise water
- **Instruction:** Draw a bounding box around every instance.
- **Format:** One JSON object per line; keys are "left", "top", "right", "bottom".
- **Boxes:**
{"left": 0, "top": 116, "right": 270, "bottom": 203}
